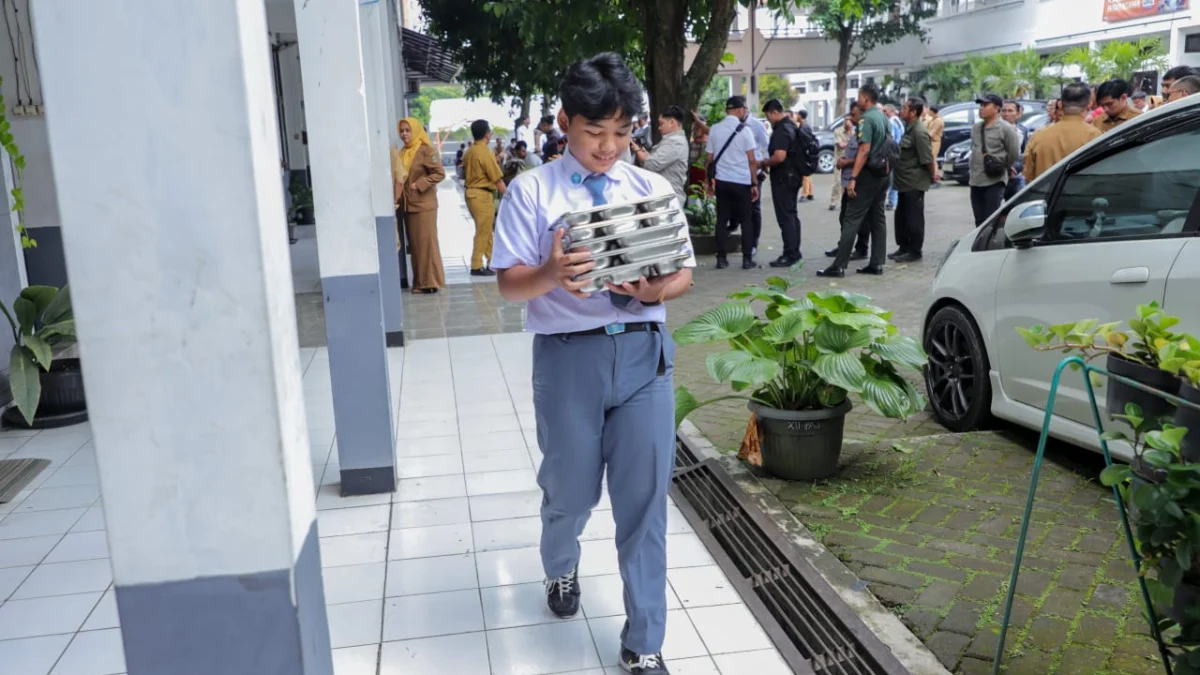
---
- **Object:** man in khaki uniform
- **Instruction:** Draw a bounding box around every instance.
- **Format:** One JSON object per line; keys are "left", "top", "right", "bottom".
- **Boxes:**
{"left": 925, "top": 106, "right": 945, "bottom": 167}
{"left": 463, "top": 119, "right": 507, "bottom": 276}
{"left": 1094, "top": 78, "right": 1141, "bottom": 134}
{"left": 1023, "top": 83, "right": 1101, "bottom": 183}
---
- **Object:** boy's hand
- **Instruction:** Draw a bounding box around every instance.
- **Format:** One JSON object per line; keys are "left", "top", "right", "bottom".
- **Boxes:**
{"left": 606, "top": 272, "right": 680, "bottom": 304}
{"left": 541, "top": 228, "right": 595, "bottom": 298}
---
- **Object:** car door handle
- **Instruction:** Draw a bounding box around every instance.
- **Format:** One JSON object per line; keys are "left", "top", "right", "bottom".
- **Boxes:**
{"left": 1110, "top": 267, "right": 1150, "bottom": 284}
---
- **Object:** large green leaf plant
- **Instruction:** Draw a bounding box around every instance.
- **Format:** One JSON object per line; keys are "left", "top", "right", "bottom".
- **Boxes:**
{"left": 1, "top": 285, "right": 75, "bottom": 425}
{"left": 673, "top": 273, "right": 927, "bottom": 428}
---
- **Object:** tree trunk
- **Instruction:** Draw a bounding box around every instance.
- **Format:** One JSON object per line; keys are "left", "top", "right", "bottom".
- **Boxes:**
{"left": 834, "top": 28, "right": 854, "bottom": 119}
{"left": 641, "top": 0, "right": 737, "bottom": 142}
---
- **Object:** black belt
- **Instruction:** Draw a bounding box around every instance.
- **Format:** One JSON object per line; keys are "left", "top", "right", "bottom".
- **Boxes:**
{"left": 560, "top": 322, "right": 659, "bottom": 338}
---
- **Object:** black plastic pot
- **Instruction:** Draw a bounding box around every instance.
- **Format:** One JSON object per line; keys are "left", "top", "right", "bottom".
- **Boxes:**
{"left": 1167, "top": 577, "right": 1200, "bottom": 626}
{"left": 2, "top": 358, "right": 88, "bottom": 429}
{"left": 1105, "top": 354, "right": 1178, "bottom": 423}
{"left": 751, "top": 400, "right": 852, "bottom": 481}
{"left": 1172, "top": 379, "right": 1200, "bottom": 463}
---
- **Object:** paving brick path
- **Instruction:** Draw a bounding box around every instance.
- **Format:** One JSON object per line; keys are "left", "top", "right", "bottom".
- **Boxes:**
{"left": 669, "top": 176, "right": 1166, "bottom": 674}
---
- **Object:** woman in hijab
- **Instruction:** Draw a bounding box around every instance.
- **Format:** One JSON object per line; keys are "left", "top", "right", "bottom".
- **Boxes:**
{"left": 393, "top": 117, "right": 446, "bottom": 294}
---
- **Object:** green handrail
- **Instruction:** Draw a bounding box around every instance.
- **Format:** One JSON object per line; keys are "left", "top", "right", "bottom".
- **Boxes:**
{"left": 991, "top": 355, "right": 1197, "bottom": 675}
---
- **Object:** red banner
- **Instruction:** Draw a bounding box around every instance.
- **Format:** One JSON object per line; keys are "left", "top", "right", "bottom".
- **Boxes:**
{"left": 1104, "top": 0, "right": 1189, "bottom": 22}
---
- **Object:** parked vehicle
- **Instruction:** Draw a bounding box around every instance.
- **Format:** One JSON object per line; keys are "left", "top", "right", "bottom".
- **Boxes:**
{"left": 920, "top": 96, "right": 1200, "bottom": 461}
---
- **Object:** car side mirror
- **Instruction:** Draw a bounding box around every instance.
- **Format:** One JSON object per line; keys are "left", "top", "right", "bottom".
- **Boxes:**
{"left": 1004, "top": 200, "right": 1047, "bottom": 248}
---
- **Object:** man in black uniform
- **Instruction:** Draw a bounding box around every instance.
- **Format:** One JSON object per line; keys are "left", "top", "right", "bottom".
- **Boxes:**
{"left": 761, "top": 99, "right": 802, "bottom": 267}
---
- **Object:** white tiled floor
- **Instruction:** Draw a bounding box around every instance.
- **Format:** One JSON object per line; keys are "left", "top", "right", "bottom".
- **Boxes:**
{"left": 0, "top": 334, "right": 787, "bottom": 675}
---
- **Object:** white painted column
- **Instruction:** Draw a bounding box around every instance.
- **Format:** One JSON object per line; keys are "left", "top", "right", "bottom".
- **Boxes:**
{"left": 28, "top": 1, "right": 332, "bottom": 673}
{"left": 361, "top": 0, "right": 405, "bottom": 341}
{"left": 294, "top": 0, "right": 397, "bottom": 495}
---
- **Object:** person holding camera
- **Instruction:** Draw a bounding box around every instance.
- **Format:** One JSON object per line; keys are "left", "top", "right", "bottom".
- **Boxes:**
{"left": 968, "top": 94, "right": 1021, "bottom": 227}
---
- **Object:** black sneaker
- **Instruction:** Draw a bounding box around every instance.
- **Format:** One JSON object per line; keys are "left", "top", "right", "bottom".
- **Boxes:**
{"left": 715, "top": 256, "right": 729, "bottom": 270}
{"left": 545, "top": 566, "right": 581, "bottom": 618}
{"left": 470, "top": 268, "right": 496, "bottom": 277}
{"left": 742, "top": 257, "right": 758, "bottom": 270}
{"left": 620, "top": 648, "right": 669, "bottom": 675}
{"left": 768, "top": 255, "right": 799, "bottom": 268}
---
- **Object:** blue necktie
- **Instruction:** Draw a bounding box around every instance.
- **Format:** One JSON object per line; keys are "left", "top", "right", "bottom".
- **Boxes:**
{"left": 582, "top": 174, "right": 633, "bottom": 309}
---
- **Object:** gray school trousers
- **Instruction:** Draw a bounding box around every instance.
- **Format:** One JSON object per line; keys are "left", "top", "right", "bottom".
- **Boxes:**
{"left": 533, "top": 325, "right": 676, "bottom": 655}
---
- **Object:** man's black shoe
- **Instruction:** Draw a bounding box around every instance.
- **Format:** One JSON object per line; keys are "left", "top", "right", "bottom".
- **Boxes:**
{"left": 857, "top": 265, "right": 885, "bottom": 275}
{"left": 849, "top": 251, "right": 867, "bottom": 261}
{"left": 620, "top": 648, "right": 670, "bottom": 675}
{"left": 715, "top": 256, "right": 729, "bottom": 270}
{"left": 894, "top": 252, "right": 923, "bottom": 263}
{"left": 807, "top": 195, "right": 815, "bottom": 201}
{"left": 769, "top": 255, "right": 799, "bottom": 268}
{"left": 828, "top": 204, "right": 837, "bottom": 211}
{"left": 545, "top": 566, "right": 581, "bottom": 618}
{"left": 727, "top": 222, "right": 739, "bottom": 233}
{"left": 824, "top": 248, "right": 838, "bottom": 258}
{"left": 742, "top": 258, "right": 758, "bottom": 270}
{"left": 470, "top": 268, "right": 496, "bottom": 277}
{"left": 887, "top": 250, "right": 906, "bottom": 260}
{"left": 816, "top": 267, "right": 845, "bottom": 278}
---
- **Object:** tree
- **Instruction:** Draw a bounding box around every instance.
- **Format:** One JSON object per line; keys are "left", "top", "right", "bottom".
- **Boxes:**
{"left": 699, "top": 75, "right": 731, "bottom": 124}
{"left": 1063, "top": 38, "right": 1167, "bottom": 85}
{"left": 756, "top": 74, "right": 798, "bottom": 109}
{"left": 798, "top": 0, "right": 938, "bottom": 116}
{"left": 970, "top": 49, "right": 1062, "bottom": 99}
{"left": 902, "top": 60, "right": 974, "bottom": 104}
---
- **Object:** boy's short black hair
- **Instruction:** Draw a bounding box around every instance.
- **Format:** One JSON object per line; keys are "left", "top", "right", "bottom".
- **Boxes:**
{"left": 514, "top": 141, "right": 527, "bottom": 151}
{"left": 559, "top": 52, "right": 644, "bottom": 123}
{"left": 1097, "top": 78, "right": 1131, "bottom": 101}
{"left": 797, "top": 109, "right": 808, "bottom": 120}
{"left": 471, "top": 119, "right": 490, "bottom": 141}
{"left": 1164, "top": 65, "right": 1199, "bottom": 82}
{"left": 859, "top": 82, "right": 881, "bottom": 103}
{"left": 542, "top": 140, "right": 558, "bottom": 157}
{"left": 929, "top": 105, "right": 939, "bottom": 113}
{"left": 761, "top": 99, "right": 784, "bottom": 114}
{"left": 661, "top": 105, "right": 685, "bottom": 123}
{"left": 539, "top": 115, "right": 555, "bottom": 127}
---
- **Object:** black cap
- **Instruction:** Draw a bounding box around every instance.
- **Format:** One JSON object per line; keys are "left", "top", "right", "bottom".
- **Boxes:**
{"left": 975, "top": 94, "right": 1004, "bottom": 108}
{"left": 725, "top": 96, "right": 747, "bottom": 110}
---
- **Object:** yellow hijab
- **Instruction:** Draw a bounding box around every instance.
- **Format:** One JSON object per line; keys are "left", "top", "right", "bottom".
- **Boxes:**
{"left": 397, "top": 117, "right": 433, "bottom": 172}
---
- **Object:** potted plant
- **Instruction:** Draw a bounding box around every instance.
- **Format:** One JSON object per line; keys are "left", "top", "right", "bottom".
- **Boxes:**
{"left": 1099, "top": 422, "right": 1199, "bottom": 674}
{"left": 289, "top": 180, "right": 315, "bottom": 225}
{"left": 1157, "top": 340, "right": 1200, "bottom": 463}
{"left": 683, "top": 185, "right": 738, "bottom": 256}
{"left": 1018, "top": 302, "right": 1184, "bottom": 421}
{"left": 0, "top": 285, "right": 86, "bottom": 429}
{"left": 673, "top": 273, "right": 927, "bottom": 480}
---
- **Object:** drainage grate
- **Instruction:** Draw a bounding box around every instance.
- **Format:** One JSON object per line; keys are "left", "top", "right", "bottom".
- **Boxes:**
{"left": 671, "top": 438, "right": 909, "bottom": 675}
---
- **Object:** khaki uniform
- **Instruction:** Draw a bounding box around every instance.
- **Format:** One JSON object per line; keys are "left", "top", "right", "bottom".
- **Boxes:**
{"left": 1023, "top": 116, "right": 1101, "bottom": 183}
{"left": 1094, "top": 106, "right": 1141, "bottom": 134}
{"left": 463, "top": 141, "right": 504, "bottom": 269}
{"left": 926, "top": 115, "right": 945, "bottom": 161}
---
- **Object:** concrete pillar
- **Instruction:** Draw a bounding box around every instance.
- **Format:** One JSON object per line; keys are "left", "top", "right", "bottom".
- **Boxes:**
{"left": 294, "top": 0, "right": 397, "bottom": 495}
{"left": 361, "top": 0, "right": 405, "bottom": 344}
{"left": 28, "top": 1, "right": 333, "bottom": 673}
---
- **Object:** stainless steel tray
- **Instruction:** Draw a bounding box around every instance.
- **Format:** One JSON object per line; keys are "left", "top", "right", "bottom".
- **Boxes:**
{"left": 565, "top": 209, "right": 682, "bottom": 242}
{"left": 587, "top": 237, "right": 689, "bottom": 265}
{"left": 556, "top": 193, "right": 678, "bottom": 228}
{"left": 573, "top": 218, "right": 686, "bottom": 251}
{"left": 573, "top": 252, "right": 691, "bottom": 295}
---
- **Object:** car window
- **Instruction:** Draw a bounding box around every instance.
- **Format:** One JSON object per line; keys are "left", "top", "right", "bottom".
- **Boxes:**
{"left": 942, "top": 109, "right": 971, "bottom": 128}
{"left": 1044, "top": 127, "right": 1200, "bottom": 243}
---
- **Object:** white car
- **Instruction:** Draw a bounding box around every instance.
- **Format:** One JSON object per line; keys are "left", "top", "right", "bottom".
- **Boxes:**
{"left": 922, "top": 96, "right": 1200, "bottom": 460}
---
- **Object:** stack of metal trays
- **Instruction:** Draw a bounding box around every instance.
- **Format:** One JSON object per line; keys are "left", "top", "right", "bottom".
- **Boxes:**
{"left": 559, "top": 195, "right": 691, "bottom": 294}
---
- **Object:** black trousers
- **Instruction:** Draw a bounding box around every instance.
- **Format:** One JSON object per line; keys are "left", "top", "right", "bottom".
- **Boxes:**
{"left": 894, "top": 190, "right": 926, "bottom": 256}
{"left": 970, "top": 183, "right": 1006, "bottom": 227}
{"left": 750, "top": 173, "right": 764, "bottom": 250}
{"left": 839, "top": 191, "right": 869, "bottom": 255}
{"left": 770, "top": 175, "right": 801, "bottom": 259}
{"left": 831, "top": 171, "right": 888, "bottom": 269}
{"left": 715, "top": 180, "right": 755, "bottom": 259}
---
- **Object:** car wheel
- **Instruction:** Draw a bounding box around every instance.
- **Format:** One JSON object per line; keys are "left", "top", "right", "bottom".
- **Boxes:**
{"left": 817, "top": 149, "right": 835, "bottom": 174}
{"left": 924, "top": 304, "right": 992, "bottom": 432}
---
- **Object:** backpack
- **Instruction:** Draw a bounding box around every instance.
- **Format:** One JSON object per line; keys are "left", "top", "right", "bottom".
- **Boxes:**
{"left": 866, "top": 134, "right": 899, "bottom": 177}
{"left": 788, "top": 122, "right": 820, "bottom": 177}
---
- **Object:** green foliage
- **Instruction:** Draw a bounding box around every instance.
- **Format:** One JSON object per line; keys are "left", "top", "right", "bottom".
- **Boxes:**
{"left": 757, "top": 74, "right": 798, "bottom": 109}
{"left": 1099, "top": 410, "right": 1200, "bottom": 672}
{"left": 699, "top": 76, "right": 730, "bottom": 125}
{"left": 684, "top": 185, "right": 716, "bottom": 236}
{"left": 966, "top": 48, "right": 1062, "bottom": 99}
{"left": 672, "top": 268, "right": 927, "bottom": 428}
{"left": 1018, "top": 302, "right": 1185, "bottom": 370}
{"left": 1064, "top": 37, "right": 1169, "bottom": 84}
{"left": 0, "top": 76, "right": 34, "bottom": 249}
{"left": 407, "top": 85, "right": 467, "bottom": 129}
{"left": 1, "top": 285, "right": 75, "bottom": 425}
{"left": 904, "top": 60, "right": 975, "bottom": 104}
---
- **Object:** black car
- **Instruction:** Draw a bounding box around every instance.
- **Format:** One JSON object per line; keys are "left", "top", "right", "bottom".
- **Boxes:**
{"left": 942, "top": 112, "right": 1050, "bottom": 185}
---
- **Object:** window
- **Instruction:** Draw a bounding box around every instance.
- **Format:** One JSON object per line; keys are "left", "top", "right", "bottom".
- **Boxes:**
{"left": 849, "top": 76, "right": 860, "bottom": 88}
{"left": 942, "top": 109, "right": 971, "bottom": 129}
{"left": 797, "top": 83, "right": 807, "bottom": 94}
{"left": 1044, "top": 128, "right": 1200, "bottom": 242}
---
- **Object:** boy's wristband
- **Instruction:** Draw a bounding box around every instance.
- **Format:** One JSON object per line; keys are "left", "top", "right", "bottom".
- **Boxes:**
{"left": 642, "top": 289, "right": 666, "bottom": 307}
